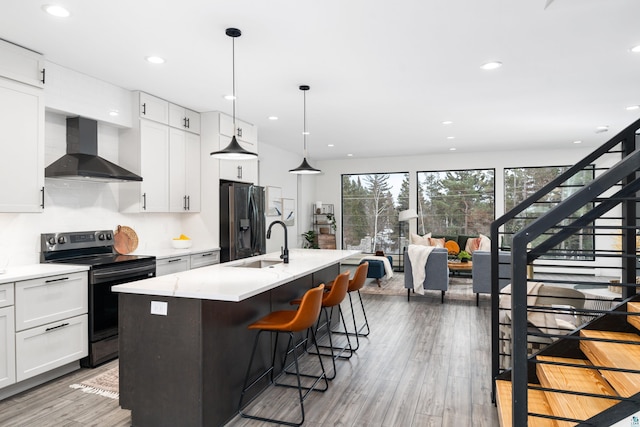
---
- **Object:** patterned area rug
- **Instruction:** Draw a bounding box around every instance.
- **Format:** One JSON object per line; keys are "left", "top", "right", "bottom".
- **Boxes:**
{"left": 70, "top": 366, "right": 119, "bottom": 399}
{"left": 359, "top": 271, "right": 473, "bottom": 300}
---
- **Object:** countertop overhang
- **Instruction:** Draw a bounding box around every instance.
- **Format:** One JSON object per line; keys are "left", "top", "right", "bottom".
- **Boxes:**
{"left": 112, "top": 249, "right": 360, "bottom": 302}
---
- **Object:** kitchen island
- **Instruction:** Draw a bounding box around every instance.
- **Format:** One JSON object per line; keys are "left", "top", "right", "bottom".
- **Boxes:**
{"left": 113, "top": 249, "right": 358, "bottom": 427}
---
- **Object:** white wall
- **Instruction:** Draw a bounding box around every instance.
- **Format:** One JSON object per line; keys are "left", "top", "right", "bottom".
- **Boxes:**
{"left": 258, "top": 142, "right": 316, "bottom": 252}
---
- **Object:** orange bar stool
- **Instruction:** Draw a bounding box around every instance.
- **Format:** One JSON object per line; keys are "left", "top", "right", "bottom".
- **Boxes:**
{"left": 329, "top": 262, "right": 370, "bottom": 351}
{"left": 292, "top": 271, "right": 353, "bottom": 380}
{"left": 238, "top": 284, "right": 328, "bottom": 426}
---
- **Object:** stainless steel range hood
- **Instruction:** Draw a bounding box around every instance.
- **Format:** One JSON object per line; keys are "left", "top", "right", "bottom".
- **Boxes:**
{"left": 45, "top": 117, "right": 142, "bottom": 182}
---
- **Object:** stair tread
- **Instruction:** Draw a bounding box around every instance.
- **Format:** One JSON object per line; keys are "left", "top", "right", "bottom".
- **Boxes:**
{"left": 580, "top": 329, "right": 640, "bottom": 397}
{"left": 495, "top": 380, "right": 563, "bottom": 427}
{"left": 627, "top": 302, "right": 640, "bottom": 331}
{"left": 536, "top": 355, "right": 618, "bottom": 421}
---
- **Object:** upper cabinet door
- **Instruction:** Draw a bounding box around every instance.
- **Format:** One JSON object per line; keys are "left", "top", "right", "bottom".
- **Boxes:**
{"left": 169, "top": 104, "right": 200, "bottom": 134}
{"left": 138, "top": 92, "right": 169, "bottom": 124}
{"left": 0, "top": 39, "right": 44, "bottom": 88}
{"left": 0, "top": 77, "right": 44, "bottom": 212}
{"left": 219, "top": 113, "right": 257, "bottom": 148}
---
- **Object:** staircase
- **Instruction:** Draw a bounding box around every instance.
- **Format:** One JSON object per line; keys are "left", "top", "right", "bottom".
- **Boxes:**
{"left": 491, "top": 117, "right": 640, "bottom": 425}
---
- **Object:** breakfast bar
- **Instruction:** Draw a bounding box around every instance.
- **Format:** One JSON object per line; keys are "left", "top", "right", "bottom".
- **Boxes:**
{"left": 113, "top": 249, "right": 358, "bottom": 427}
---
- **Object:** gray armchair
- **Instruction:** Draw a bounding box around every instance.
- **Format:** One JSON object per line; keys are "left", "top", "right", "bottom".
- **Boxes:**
{"left": 404, "top": 247, "right": 449, "bottom": 302}
{"left": 472, "top": 250, "right": 512, "bottom": 306}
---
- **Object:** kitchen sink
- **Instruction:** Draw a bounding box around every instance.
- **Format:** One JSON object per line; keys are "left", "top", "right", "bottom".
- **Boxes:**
{"left": 231, "top": 259, "right": 283, "bottom": 268}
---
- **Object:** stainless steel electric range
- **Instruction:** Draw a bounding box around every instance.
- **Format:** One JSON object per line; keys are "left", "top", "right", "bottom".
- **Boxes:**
{"left": 41, "top": 230, "right": 156, "bottom": 367}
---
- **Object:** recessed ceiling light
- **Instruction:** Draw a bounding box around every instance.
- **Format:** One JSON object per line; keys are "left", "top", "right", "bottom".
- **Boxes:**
{"left": 267, "top": 116, "right": 278, "bottom": 120}
{"left": 224, "top": 94, "right": 235, "bottom": 100}
{"left": 449, "top": 147, "right": 457, "bottom": 151}
{"left": 146, "top": 56, "right": 165, "bottom": 64}
{"left": 573, "top": 140, "right": 582, "bottom": 144}
{"left": 109, "top": 110, "right": 119, "bottom": 117}
{"left": 446, "top": 136, "right": 455, "bottom": 140}
{"left": 42, "top": 4, "right": 70, "bottom": 17}
{"left": 595, "top": 125, "right": 609, "bottom": 133}
{"left": 442, "top": 120, "right": 453, "bottom": 125}
{"left": 328, "top": 144, "right": 335, "bottom": 147}
{"left": 347, "top": 153, "right": 353, "bottom": 157}
{"left": 626, "top": 105, "right": 640, "bottom": 111}
{"left": 630, "top": 45, "right": 640, "bottom": 53}
{"left": 480, "top": 61, "right": 502, "bottom": 70}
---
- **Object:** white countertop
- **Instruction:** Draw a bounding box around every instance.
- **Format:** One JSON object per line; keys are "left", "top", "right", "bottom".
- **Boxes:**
{"left": 131, "top": 246, "right": 220, "bottom": 260}
{"left": 112, "top": 249, "right": 360, "bottom": 302}
{"left": 0, "top": 263, "right": 89, "bottom": 284}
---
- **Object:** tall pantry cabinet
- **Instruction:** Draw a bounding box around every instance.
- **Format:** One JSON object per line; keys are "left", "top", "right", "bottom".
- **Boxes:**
{"left": 0, "top": 39, "right": 45, "bottom": 213}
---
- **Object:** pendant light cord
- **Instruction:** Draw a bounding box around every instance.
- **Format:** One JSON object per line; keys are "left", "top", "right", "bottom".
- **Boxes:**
{"left": 232, "top": 36, "right": 236, "bottom": 129}
{"left": 303, "top": 89, "right": 307, "bottom": 157}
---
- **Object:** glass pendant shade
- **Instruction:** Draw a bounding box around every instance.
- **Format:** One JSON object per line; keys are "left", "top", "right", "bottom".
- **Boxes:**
{"left": 210, "top": 28, "right": 257, "bottom": 160}
{"left": 290, "top": 85, "right": 321, "bottom": 174}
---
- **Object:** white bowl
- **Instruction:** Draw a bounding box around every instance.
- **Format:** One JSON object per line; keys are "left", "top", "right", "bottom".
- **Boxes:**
{"left": 171, "top": 239, "right": 192, "bottom": 249}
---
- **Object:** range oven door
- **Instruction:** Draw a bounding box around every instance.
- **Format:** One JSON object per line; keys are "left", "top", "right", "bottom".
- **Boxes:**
{"left": 84, "top": 258, "right": 156, "bottom": 367}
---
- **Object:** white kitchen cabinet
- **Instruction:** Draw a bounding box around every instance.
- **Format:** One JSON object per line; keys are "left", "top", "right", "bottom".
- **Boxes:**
{"left": 138, "top": 92, "right": 169, "bottom": 124}
{"left": 120, "top": 118, "right": 170, "bottom": 212}
{"left": 216, "top": 113, "right": 258, "bottom": 183}
{"left": 169, "top": 129, "right": 201, "bottom": 212}
{"left": 0, "top": 39, "right": 44, "bottom": 88}
{"left": 169, "top": 103, "right": 200, "bottom": 134}
{"left": 0, "top": 77, "right": 44, "bottom": 212}
{"left": 156, "top": 256, "right": 191, "bottom": 276}
{"left": 15, "top": 314, "right": 87, "bottom": 382}
{"left": 15, "top": 272, "right": 88, "bottom": 332}
{"left": 189, "top": 250, "right": 220, "bottom": 269}
{"left": 0, "top": 280, "right": 15, "bottom": 391}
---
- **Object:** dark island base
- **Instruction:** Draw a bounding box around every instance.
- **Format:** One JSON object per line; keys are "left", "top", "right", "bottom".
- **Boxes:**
{"left": 118, "top": 263, "right": 340, "bottom": 427}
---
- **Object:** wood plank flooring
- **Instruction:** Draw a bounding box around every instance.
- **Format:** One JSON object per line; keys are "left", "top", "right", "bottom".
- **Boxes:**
{"left": 0, "top": 280, "right": 499, "bottom": 427}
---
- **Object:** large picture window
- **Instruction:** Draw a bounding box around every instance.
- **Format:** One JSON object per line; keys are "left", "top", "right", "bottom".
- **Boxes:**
{"left": 417, "top": 169, "right": 495, "bottom": 236}
{"left": 503, "top": 165, "right": 595, "bottom": 260}
{"left": 342, "top": 172, "right": 409, "bottom": 254}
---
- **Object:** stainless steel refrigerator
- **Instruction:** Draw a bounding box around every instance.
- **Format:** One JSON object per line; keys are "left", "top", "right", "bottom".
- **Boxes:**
{"left": 220, "top": 182, "right": 266, "bottom": 262}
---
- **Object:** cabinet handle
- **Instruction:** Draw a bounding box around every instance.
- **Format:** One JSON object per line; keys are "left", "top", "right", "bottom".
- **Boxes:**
{"left": 40, "top": 186, "right": 45, "bottom": 208}
{"left": 41, "top": 68, "right": 46, "bottom": 84}
{"left": 186, "top": 195, "right": 190, "bottom": 210}
{"left": 185, "top": 118, "right": 190, "bottom": 129}
{"left": 141, "top": 103, "right": 147, "bottom": 115}
{"left": 46, "top": 322, "right": 70, "bottom": 332}
{"left": 168, "top": 258, "right": 182, "bottom": 263}
{"left": 201, "top": 252, "right": 213, "bottom": 257}
{"left": 45, "top": 276, "right": 69, "bottom": 283}
{"left": 236, "top": 127, "right": 243, "bottom": 138}
{"left": 237, "top": 166, "right": 242, "bottom": 179}
{"left": 183, "top": 195, "right": 187, "bottom": 210}
{"left": 142, "top": 192, "right": 147, "bottom": 210}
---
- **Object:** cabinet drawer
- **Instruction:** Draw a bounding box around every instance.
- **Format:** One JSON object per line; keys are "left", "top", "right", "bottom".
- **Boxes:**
{"left": 0, "top": 283, "right": 14, "bottom": 308}
{"left": 15, "top": 272, "right": 88, "bottom": 331}
{"left": 156, "top": 257, "right": 191, "bottom": 276}
{"left": 0, "top": 306, "right": 16, "bottom": 390}
{"left": 190, "top": 251, "right": 220, "bottom": 269}
{"left": 15, "top": 314, "right": 88, "bottom": 382}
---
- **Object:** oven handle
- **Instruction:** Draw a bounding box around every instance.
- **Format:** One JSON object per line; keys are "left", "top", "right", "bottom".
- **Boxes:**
{"left": 91, "top": 264, "right": 155, "bottom": 284}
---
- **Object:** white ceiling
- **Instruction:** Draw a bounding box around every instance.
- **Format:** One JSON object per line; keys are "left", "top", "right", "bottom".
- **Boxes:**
{"left": 2, "top": 0, "right": 640, "bottom": 161}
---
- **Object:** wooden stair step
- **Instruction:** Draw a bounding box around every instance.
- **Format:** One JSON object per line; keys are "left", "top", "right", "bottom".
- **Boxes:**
{"left": 495, "top": 380, "right": 566, "bottom": 427}
{"left": 536, "top": 355, "right": 618, "bottom": 422}
{"left": 580, "top": 329, "right": 640, "bottom": 397}
{"left": 627, "top": 302, "right": 640, "bottom": 331}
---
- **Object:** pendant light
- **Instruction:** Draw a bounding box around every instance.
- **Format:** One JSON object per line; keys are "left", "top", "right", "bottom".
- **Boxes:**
{"left": 210, "top": 28, "right": 257, "bottom": 160}
{"left": 289, "top": 85, "right": 321, "bottom": 174}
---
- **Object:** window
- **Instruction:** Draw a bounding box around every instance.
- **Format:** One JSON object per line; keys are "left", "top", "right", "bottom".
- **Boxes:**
{"left": 503, "top": 165, "right": 595, "bottom": 260}
{"left": 416, "top": 169, "right": 495, "bottom": 236}
{"left": 342, "top": 172, "right": 409, "bottom": 254}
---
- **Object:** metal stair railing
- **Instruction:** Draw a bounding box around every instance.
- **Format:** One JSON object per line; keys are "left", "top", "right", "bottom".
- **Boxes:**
{"left": 490, "top": 117, "right": 640, "bottom": 426}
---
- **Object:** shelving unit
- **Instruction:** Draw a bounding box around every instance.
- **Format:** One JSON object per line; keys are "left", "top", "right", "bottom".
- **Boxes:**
{"left": 312, "top": 204, "right": 336, "bottom": 249}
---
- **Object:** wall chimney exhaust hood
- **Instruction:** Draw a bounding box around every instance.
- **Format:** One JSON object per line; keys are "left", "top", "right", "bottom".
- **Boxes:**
{"left": 45, "top": 117, "right": 142, "bottom": 182}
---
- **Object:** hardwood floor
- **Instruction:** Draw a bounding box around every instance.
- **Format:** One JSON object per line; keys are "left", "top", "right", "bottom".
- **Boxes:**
{"left": 0, "top": 281, "right": 499, "bottom": 427}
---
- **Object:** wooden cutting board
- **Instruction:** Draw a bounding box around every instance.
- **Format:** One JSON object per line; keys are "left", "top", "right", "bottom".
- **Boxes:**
{"left": 114, "top": 225, "right": 138, "bottom": 254}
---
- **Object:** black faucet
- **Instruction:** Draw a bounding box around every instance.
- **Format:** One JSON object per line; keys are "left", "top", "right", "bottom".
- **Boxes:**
{"left": 266, "top": 220, "right": 289, "bottom": 263}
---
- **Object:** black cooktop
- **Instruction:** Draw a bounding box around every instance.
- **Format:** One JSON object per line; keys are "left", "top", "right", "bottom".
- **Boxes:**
{"left": 49, "top": 253, "right": 154, "bottom": 267}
